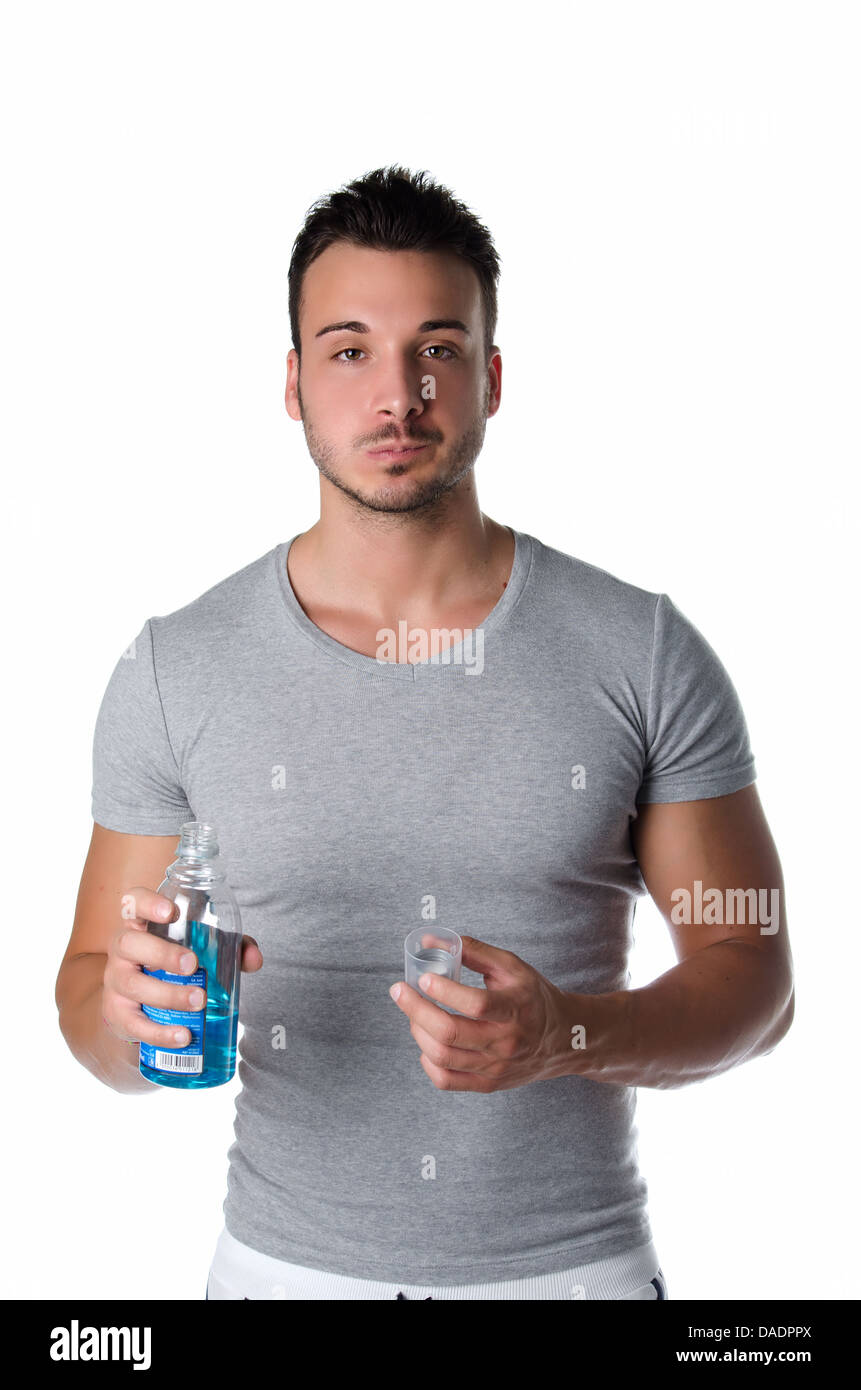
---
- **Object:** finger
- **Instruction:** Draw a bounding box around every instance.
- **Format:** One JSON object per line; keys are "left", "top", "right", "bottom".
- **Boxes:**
{"left": 419, "top": 1051, "right": 497, "bottom": 1093}
{"left": 105, "top": 997, "right": 195, "bottom": 1050}
{"left": 409, "top": 968, "right": 507, "bottom": 1022}
{"left": 108, "top": 957, "right": 207, "bottom": 1014}
{"left": 408, "top": 1017, "right": 493, "bottom": 1073}
{"left": 458, "top": 935, "right": 523, "bottom": 985}
{"left": 112, "top": 925, "right": 197, "bottom": 975}
{"left": 391, "top": 981, "right": 489, "bottom": 1050}
{"left": 121, "top": 888, "right": 179, "bottom": 927}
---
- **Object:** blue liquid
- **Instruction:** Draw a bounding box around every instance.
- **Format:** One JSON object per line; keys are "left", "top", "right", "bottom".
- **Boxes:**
{"left": 140, "top": 919, "right": 242, "bottom": 1090}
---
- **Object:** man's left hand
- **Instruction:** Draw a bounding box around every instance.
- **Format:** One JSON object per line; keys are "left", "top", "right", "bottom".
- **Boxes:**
{"left": 388, "top": 933, "right": 579, "bottom": 1092}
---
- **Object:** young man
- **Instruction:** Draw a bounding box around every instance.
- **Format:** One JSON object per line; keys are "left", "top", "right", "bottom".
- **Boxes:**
{"left": 57, "top": 166, "right": 793, "bottom": 1301}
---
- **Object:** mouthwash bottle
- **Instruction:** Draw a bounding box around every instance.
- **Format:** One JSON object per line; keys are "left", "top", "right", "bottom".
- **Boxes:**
{"left": 139, "top": 821, "right": 243, "bottom": 1090}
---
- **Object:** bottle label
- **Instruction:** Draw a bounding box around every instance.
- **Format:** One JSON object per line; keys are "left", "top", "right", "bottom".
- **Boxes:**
{"left": 140, "top": 967, "right": 207, "bottom": 1074}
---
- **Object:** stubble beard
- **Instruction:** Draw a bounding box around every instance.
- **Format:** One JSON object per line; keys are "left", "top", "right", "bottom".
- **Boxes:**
{"left": 296, "top": 376, "right": 492, "bottom": 517}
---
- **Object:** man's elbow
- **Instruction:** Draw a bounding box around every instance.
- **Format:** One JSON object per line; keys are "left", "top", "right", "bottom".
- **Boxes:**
{"left": 760, "top": 986, "right": 795, "bottom": 1055}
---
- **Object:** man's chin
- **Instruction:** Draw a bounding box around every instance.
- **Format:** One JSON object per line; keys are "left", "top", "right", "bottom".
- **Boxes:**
{"left": 350, "top": 483, "right": 451, "bottom": 514}
{"left": 320, "top": 466, "right": 464, "bottom": 514}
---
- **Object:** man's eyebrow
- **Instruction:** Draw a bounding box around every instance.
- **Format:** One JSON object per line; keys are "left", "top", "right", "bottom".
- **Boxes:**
{"left": 314, "top": 319, "right": 472, "bottom": 339}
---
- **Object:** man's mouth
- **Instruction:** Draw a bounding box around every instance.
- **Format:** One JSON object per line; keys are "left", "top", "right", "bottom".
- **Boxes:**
{"left": 365, "top": 443, "right": 430, "bottom": 461}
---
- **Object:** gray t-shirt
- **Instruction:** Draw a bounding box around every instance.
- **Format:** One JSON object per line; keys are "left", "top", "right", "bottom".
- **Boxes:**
{"left": 91, "top": 527, "right": 756, "bottom": 1284}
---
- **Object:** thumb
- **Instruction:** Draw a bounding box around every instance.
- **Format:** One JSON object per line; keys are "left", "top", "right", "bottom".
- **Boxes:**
{"left": 241, "top": 936, "right": 263, "bottom": 972}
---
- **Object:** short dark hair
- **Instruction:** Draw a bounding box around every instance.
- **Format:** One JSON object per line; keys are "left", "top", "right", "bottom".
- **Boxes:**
{"left": 288, "top": 165, "right": 501, "bottom": 365}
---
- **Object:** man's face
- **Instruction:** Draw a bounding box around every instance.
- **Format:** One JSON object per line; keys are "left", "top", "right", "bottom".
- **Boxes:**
{"left": 285, "top": 242, "right": 501, "bottom": 514}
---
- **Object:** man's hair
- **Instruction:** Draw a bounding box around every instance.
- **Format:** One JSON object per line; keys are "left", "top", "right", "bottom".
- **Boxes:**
{"left": 288, "top": 165, "right": 501, "bottom": 365}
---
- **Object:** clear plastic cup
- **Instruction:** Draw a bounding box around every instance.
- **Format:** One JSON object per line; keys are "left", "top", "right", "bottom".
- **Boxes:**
{"left": 404, "top": 926, "right": 463, "bottom": 1013}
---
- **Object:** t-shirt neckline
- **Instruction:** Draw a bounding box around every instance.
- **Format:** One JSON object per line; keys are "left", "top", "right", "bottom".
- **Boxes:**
{"left": 273, "top": 526, "right": 533, "bottom": 679}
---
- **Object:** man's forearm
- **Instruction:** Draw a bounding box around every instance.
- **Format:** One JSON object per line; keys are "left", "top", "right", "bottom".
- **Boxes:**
{"left": 560, "top": 940, "right": 794, "bottom": 1089}
{"left": 57, "top": 953, "right": 157, "bottom": 1095}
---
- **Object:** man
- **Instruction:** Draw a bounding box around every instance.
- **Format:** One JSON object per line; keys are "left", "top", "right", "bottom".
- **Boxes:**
{"left": 56, "top": 165, "right": 794, "bottom": 1301}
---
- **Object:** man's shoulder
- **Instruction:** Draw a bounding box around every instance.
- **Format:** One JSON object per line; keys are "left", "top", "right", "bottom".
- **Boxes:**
{"left": 147, "top": 540, "right": 282, "bottom": 646}
{"left": 526, "top": 531, "right": 661, "bottom": 625}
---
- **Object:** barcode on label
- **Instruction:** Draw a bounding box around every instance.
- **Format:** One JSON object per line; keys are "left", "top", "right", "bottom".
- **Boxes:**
{"left": 153, "top": 1050, "right": 203, "bottom": 1073}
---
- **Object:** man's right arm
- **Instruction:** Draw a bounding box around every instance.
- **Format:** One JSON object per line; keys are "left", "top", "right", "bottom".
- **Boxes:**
{"left": 56, "top": 824, "right": 183, "bottom": 1094}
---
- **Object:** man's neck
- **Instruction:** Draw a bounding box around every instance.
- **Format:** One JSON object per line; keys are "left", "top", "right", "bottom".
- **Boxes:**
{"left": 287, "top": 498, "right": 514, "bottom": 628}
{"left": 286, "top": 492, "right": 514, "bottom": 658}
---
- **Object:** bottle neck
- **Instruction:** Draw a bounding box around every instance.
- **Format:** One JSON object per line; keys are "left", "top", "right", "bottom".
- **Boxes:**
{"left": 167, "top": 821, "right": 224, "bottom": 889}
{"left": 166, "top": 855, "right": 225, "bottom": 890}
{"left": 178, "top": 822, "right": 219, "bottom": 858}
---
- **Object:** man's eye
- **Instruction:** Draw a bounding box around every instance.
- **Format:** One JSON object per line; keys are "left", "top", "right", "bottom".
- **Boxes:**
{"left": 333, "top": 345, "right": 457, "bottom": 363}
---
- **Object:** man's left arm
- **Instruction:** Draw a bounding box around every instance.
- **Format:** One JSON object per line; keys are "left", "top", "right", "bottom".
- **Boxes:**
{"left": 389, "top": 784, "right": 795, "bottom": 1092}
{"left": 568, "top": 782, "right": 795, "bottom": 1089}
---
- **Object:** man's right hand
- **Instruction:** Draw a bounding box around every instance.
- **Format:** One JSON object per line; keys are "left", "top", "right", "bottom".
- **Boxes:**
{"left": 102, "top": 887, "right": 262, "bottom": 1048}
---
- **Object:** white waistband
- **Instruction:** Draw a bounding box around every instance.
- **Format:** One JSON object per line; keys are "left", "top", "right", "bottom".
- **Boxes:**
{"left": 208, "top": 1225, "right": 661, "bottom": 1300}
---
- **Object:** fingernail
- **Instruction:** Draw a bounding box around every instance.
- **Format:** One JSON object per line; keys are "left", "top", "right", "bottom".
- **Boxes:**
{"left": 389, "top": 984, "right": 401, "bottom": 1001}
{"left": 419, "top": 974, "right": 432, "bottom": 990}
{"left": 179, "top": 952, "right": 196, "bottom": 973}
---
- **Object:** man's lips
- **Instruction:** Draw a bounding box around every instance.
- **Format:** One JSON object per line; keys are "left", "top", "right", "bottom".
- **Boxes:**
{"left": 365, "top": 443, "right": 430, "bottom": 459}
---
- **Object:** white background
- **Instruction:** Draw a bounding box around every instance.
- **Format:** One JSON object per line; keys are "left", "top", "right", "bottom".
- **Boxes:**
{"left": 2, "top": 1, "right": 858, "bottom": 1301}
